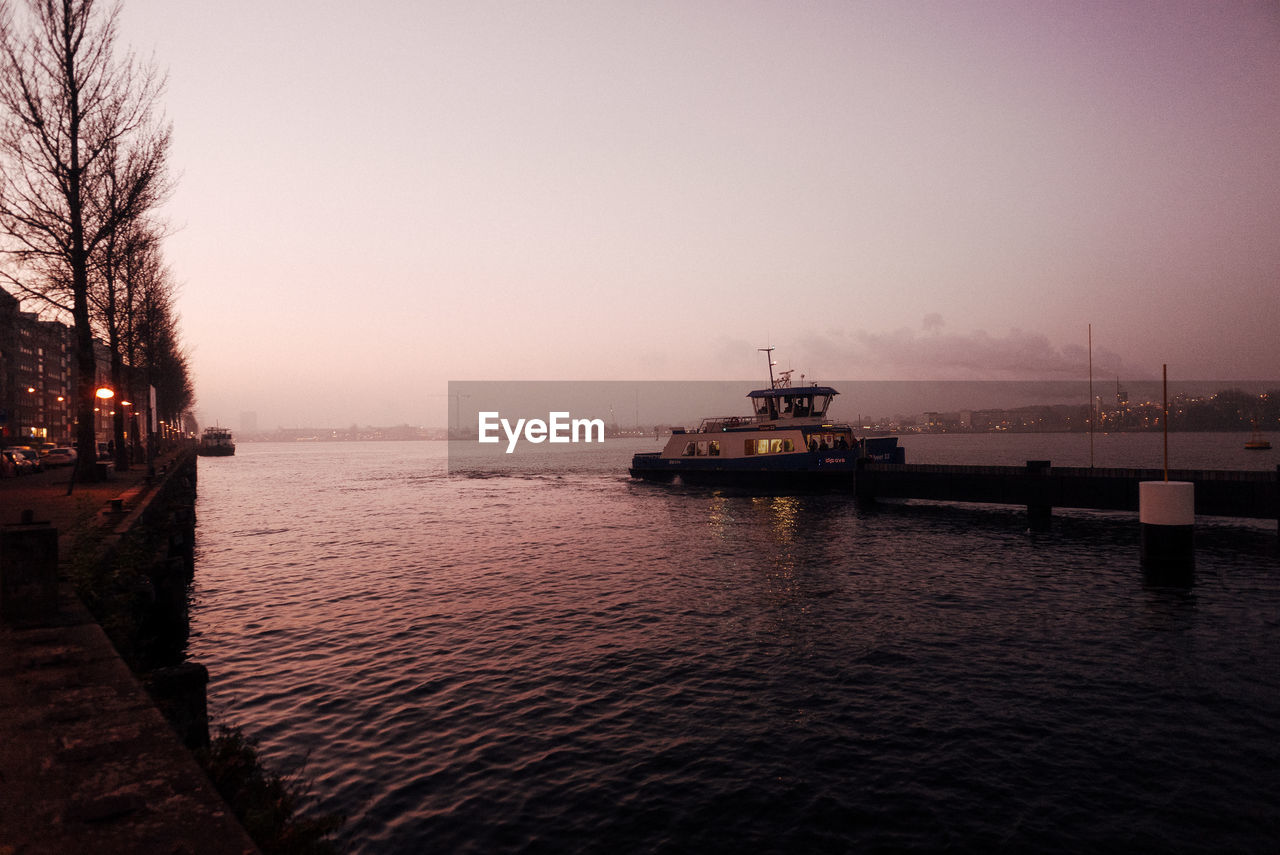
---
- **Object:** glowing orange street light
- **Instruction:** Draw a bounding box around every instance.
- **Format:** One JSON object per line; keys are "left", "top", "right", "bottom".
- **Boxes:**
{"left": 94, "top": 388, "right": 114, "bottom": 447}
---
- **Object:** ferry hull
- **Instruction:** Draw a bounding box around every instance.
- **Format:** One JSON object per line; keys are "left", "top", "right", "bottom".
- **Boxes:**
{"left": 629, "top": 465, "right": 856, "bottom": 490}
{"left": 629, "top": 436, "right": 902, "bottom": 489}
{"left": 629, "top": 451, "right": 859, "bottom": 489}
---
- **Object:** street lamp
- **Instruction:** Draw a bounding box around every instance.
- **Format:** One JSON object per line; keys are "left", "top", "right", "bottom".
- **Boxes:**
{"left": 95, "top": 387, "right": 114, "bottom": 455}
{"left": 22, "top": 386, "right": 37, "bottom": 442}
{"left": 120, "top": 399, "right": 135, "bottom": 458}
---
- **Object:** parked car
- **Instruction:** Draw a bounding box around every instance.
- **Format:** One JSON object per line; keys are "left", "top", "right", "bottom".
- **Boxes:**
{"left": 4, "top": 447, "right": 43, "bottom": 472}
{"left": 44, "top": 447, "right": 77, "bottom": 467}
{"left": 3, "top": 449, "right": 34, "bottom": 475}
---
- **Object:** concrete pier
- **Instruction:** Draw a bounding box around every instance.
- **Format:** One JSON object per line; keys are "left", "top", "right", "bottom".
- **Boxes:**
{"left": 855, "top": 460, "right": 1279, "bottom": 531}
{"left": 0, "top": 453, "right": 259, "bottom": 854}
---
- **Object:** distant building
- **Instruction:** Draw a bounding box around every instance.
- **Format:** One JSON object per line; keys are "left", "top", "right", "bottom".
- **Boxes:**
{"left": 969, "top": 409, "right": 1007, "bottom": 431}
{"left": 241, "top": 411, "right": 258, "bottom": 434}
{"left": 0, "top": 286, "right": 121, "bottom": 447}
{"left": 0, "top": 288, "right": 17, "bottom": 442}
{"left": 0, "top": 289, "right": 74, "bottom": 445}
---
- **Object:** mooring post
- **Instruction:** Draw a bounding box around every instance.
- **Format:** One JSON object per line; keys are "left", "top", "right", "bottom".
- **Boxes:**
{"left": 1, "top": 516, "right": 59, "bottom": 624}
{"left": 1139, "top": 480, "right": 1195, "bottom": 581}
{"left": 1026, "top": 460, "right": 1052, "bottom": 531}
{"left": 855, "top": 456, "right": 876, "bottom": 508}
{"left": 1275, "top": 464, "right": 1279, "bottom": 541}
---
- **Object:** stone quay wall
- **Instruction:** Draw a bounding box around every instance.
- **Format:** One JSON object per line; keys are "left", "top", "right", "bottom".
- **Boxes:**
{"left": 0, "top": 449, "right": 260, "bottom": 854}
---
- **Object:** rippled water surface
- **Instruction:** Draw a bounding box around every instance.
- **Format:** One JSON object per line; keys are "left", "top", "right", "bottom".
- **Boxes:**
{"left": 191, "top": 436, "right": 1280, "bottom": 854}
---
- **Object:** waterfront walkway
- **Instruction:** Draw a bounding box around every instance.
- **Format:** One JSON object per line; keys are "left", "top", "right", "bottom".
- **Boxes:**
{"left": 0, "top": 459, "right": 258, "bottom": 854}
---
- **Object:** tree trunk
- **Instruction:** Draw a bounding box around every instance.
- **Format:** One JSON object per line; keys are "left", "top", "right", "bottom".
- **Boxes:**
{"left": 111, "top": 349, "right": 129, "bottom": 471}
{"left": 73, "top": 287, "right": 98, "bottom": 480}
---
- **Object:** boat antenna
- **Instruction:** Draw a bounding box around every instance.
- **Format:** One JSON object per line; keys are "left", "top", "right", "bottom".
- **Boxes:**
{"left": 758, "top": 346, "right": 776, "bottom": 388}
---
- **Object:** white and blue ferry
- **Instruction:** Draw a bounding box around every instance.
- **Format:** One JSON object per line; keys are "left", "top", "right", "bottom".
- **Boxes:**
{"left": 629, "top": 350, "right": 903, "bottom": 488}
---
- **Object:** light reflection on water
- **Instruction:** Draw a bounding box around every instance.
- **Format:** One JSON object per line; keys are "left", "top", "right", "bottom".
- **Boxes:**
{"left": 191, "top": 438, "right": 1280, "bottom": 854}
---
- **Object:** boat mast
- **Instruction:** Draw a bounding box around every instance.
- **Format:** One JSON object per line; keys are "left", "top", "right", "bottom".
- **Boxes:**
{"left": 758, "top": 346, "right": 777, "bottom": 389}
{"left": 1088, "top": 323, "right": 1094, "bottom": 469}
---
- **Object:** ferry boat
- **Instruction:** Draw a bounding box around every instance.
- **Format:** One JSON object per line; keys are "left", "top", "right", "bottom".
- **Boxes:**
{"left": 1245, "top": 424, "right": 1271, "bottom": 450}
{"left": 198, "top": 426, "right": 236, "bottom": 457}
{"left": 629, "top": 351, "right": 903, "bottom": 488}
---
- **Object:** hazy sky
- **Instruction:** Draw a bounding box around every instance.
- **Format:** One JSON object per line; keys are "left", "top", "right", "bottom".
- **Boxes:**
{"left": 114, "top": 1, "right": 1279, "bottom": 428}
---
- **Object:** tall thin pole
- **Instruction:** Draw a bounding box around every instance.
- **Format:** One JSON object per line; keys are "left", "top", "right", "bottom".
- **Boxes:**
{"left": 1088, "top": 324, "right": 1094, "bottom": 468}
{"left": 1163, "top": 363, "right": 1169, "bottom": 482}
{"left": 758, "top": 346, "right": 776, "bottom": 388}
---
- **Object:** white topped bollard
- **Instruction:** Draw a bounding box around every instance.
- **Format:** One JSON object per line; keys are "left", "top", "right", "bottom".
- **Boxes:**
{"left": 1139, "top": 480, "right": 1194, "bottom": 577}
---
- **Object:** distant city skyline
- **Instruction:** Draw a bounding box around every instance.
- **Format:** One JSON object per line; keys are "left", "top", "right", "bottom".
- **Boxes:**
{"left": 105, "top": 1, "right": 1280, "bottom": 428}
{"left": 209, "top": 379, "right": 1277, "bottom": 434}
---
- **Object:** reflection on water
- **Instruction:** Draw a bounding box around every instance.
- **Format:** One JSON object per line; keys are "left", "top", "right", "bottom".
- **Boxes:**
{"left": 1139, "top": 585, "right": 1198, "bottom": 634}
{"left": 703, "top": 494, "right": 732, "bottom": 540}
{"left": 191, "top": 441, "right": 1280, "bottom": 854}
{"left": 755, "top": 494, "right": 801, "bottom": 544}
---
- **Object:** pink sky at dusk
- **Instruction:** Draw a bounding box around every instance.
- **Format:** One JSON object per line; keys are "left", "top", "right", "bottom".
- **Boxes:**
{"left": 111, "top": 1, "right": 1279, "bottom": 429}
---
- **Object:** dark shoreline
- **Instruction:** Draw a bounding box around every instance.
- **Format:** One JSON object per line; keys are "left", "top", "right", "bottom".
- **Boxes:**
{"left": 1, "top": 450, "right": 342, "bottom": 854}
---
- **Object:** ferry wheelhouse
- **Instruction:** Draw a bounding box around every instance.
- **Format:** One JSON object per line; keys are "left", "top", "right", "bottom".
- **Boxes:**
{"left": 629, "top": 354, "right": 903, "bottom": 488}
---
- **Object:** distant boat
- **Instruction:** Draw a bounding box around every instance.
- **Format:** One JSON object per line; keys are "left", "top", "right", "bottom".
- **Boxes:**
{"left": 1245, "top": 426, "right": 1271, "bottom": 451}
{"left": 198, "top": 426, "right": 236, "bottom": 456}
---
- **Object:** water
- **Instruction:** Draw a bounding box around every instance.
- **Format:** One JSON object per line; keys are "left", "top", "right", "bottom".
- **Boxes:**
{"left": 190, "top": 435, "right": 1280, "bottom": 854}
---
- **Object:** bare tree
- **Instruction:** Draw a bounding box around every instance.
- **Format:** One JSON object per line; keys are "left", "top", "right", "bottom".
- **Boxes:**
{"left": 136, "top": 273, "right": 193, "bottom": 433}
{"left": 91, "top": 218, "right": 166, "bottom": 469}
{"left": 0, "top": 0, "right": 170, "bottom": 477}
{"left": 109, "top": 223, "right": 193, "bottom": 464}
{"left": 124, "top": 246, "right": 193, "bottom": 452}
